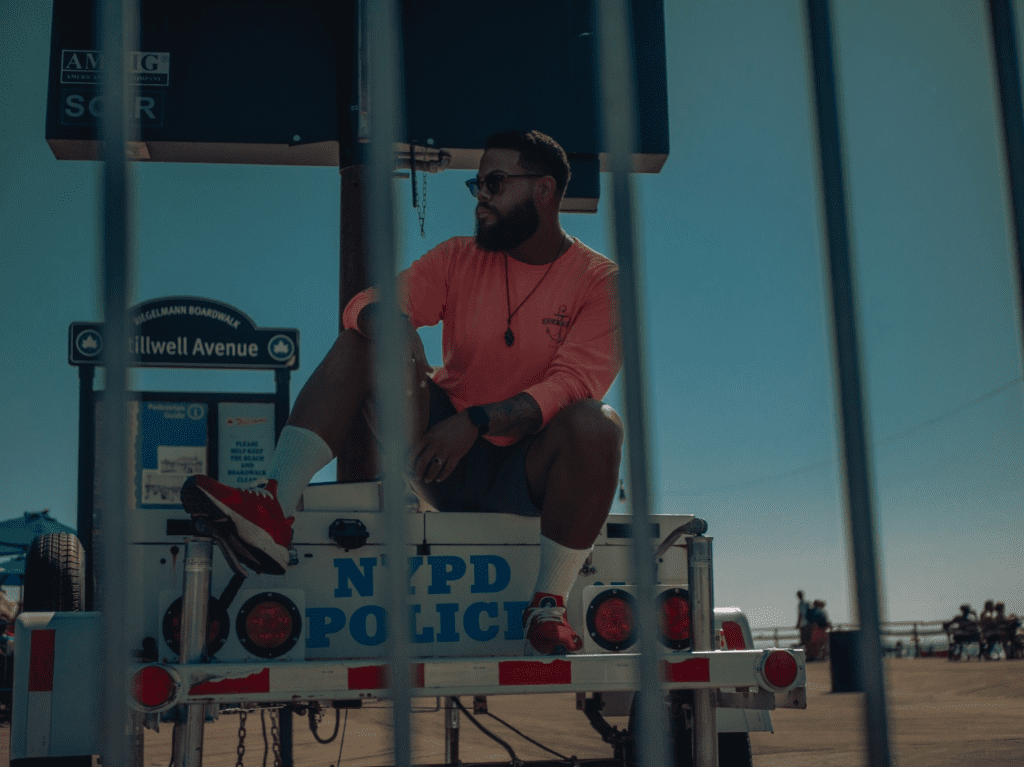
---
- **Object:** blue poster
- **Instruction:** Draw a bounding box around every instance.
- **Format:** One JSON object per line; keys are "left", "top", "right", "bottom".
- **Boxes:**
{"left": 137, "top": 401, "right": 208, "bottom": 508}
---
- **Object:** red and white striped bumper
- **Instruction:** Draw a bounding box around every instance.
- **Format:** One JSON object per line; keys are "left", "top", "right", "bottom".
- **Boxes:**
{"left": 138, "top": 648, "right": 805, "bottom": 710}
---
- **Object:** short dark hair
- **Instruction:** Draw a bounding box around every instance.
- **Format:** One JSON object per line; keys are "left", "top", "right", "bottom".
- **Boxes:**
{"left": 485, "top": 130, "right": 571, "bottom": 197}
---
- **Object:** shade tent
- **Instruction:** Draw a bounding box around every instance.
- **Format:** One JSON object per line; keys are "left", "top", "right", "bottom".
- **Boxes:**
{"left": 0, "top": 510, "right": 77, "bottom": 555}
{"left": 0, "top": 558, "right": 24, "bottom": 587}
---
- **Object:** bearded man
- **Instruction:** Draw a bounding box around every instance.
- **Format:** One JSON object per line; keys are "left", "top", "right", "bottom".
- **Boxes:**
{"left": 181, "top": 130, "right": 623, "bottom": 656}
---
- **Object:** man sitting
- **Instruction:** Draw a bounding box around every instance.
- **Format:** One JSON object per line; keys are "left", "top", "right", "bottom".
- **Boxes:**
{"left": 181, "top": 130, "right": 624, "bottom": 657}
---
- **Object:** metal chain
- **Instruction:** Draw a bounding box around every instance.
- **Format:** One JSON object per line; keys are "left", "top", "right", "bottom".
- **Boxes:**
{"left": 418, "top": 167, "right": 427, "bottom": 237}
{"left": 270, "top": 708, "right": 282, "bottom": 767}
{"left": 236, "top": 710, "right": 247, "bottom": 767}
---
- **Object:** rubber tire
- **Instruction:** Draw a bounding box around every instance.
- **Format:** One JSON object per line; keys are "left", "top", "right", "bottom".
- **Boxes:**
{"left": 22, "top": 533, "right": 86, "bottom": 612}
{"left": 625, "top": 692, "right": 754, "bottom": 767}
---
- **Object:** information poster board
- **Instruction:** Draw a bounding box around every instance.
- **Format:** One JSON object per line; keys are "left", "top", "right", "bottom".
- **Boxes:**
{"left": 95, "top": 395, "right": 278, "bottom": 510}
{"left": 137, "top": 400, "right": 208, "bottom": 507}
{"left": 218, "top": 402, "right": 276, "bottom": 488}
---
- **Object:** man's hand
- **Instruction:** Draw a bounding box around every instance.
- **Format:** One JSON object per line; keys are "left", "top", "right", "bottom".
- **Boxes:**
{"left": 413, "top": 410, "right": 477, "bottom": 484}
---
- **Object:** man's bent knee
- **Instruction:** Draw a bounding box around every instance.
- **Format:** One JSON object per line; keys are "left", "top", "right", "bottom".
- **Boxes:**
{"left": 549, "top": 399, "right": 624, "bottom": 454}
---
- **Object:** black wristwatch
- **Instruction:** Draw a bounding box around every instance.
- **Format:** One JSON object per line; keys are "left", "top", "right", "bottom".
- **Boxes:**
{"left": 467, "top": 405, "right": 490, "bottom": 436}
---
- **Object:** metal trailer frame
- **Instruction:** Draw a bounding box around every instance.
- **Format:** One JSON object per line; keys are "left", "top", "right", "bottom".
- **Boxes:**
{"left": 74, "top": 0, "right": 1024, "bottom": 765}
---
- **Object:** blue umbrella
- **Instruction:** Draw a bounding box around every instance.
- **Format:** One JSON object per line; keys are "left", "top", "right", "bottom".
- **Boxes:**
{"left": 0, "top": 510, "right": 76, "bottom": 556}
{"left": 0, "top": 558, "right": 24, "bottom": 586}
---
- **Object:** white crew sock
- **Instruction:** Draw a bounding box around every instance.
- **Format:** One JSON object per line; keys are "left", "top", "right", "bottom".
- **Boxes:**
{"left": 532, "top": 534, "right": 593, "bottom": 602}
{"left": 267, "top": 425, "right": 334, "bottom": 514}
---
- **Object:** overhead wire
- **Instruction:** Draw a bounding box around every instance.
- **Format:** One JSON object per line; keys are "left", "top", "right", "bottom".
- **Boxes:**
{"left": 688, "top": 375, "right": 1024, "bottom": 495}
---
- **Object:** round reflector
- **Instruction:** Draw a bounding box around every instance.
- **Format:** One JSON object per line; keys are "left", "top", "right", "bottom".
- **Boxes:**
{"left": 132, "top": 665, "right": 177, "bottom": 709}
{"left": 761, "top": 650, "right": 799, "bottom": 689}
{"left": 236, "top": 592, "right": 302, "bottom": 659}
{"left": 586, "top": 589, "right": 636, "bottom": 652}
{"left": 657, "top": 588, "right": 691, "bottom": 650}
{"left": 162, "top": 596, "right": 230, "bottom": 657}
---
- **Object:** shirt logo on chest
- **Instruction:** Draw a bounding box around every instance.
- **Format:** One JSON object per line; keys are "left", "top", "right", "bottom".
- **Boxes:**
{"left": 543, "top": 305, "right": 571, "bottom": 343}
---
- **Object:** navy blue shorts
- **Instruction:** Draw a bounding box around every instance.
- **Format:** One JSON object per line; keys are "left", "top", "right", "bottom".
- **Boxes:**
{"left": 420, "top": 378, "right": 542, "bottom": 517}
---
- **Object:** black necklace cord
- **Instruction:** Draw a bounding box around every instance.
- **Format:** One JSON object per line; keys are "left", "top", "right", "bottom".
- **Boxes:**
{"left": 504, "top": 234, "right": 568, "bottom": 346}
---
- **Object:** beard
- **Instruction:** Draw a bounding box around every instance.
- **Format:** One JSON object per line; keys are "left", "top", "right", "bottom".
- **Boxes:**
{"left": 475, "top": 197, "right": 540, "bottom": 252}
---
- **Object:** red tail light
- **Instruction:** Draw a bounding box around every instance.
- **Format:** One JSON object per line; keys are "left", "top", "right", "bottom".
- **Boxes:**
{"left": 658, "top": 588, "right": 691, "bottom": 650}
{"left": 760, "top": 650, "right": 799, "bottom": 690}
{"left": 236, "top": 592, "right": 302, "bottom": 658}
{"left": 586, "top": 589, "right": 636, "bottom": 651}
{"left": 131, "top": 665, "right": 178, "bottom": 709}
{"left": 721, "top": 620, "right": 746, "bottom": 650}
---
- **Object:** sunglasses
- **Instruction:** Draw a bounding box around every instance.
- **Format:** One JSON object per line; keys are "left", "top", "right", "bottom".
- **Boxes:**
{"left": 465, "top": 173, "right": 543, "bottom": 198}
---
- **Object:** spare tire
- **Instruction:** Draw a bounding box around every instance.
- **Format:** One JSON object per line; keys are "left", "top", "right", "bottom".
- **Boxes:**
{"left": 22, "top": 533, "right": 85, "bottom": 612}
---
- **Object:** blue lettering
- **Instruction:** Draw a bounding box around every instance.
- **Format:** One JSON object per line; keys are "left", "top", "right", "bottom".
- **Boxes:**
{"left": 436, "top": 603, "right": 460, "bottom": 642}
{"left": 503, "top": 601, "right": 529, "bottom": 640}
{"left": 463, "top": 601, "right": 499, "bottom": 642}
{"left": 408, "top": 556, "right": 423, "bottom": 595}
{"left": 410, "top": 604, "right": 433, "bottom": 643}
{"left": 305, "top": 607, "right": 346, "bottom": 648}
{"left": 470, "top": 555, "right": 511, "bottom": 593}
{"left": 350, "top": 605, "right": 387, "bottom": 646}
{"left": 427, "top": 556, "right": 466, "bottom": 595}
{"left": 334, "top": 557, "right": 377, "bottom": 597}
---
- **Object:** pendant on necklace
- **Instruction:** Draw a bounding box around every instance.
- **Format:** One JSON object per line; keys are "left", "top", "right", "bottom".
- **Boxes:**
{"left": 504, "top": 328, "right": 515, "bottom": 347}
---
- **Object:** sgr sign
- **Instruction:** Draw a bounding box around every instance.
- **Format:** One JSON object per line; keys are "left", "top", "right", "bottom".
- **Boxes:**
{"left": 69, "top": 296, "right": 299, "bottom": 369}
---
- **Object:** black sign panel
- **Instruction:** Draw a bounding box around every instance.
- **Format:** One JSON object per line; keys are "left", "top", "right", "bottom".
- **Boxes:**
{"left": 44, "top": 0, "right": 668, "bottom": 182}
{"left": 69, "top": 296, "right": 299, "bottom": 369}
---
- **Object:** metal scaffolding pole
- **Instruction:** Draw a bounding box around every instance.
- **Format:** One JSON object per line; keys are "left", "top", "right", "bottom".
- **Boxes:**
{"left": 364, "top": 1, "right": 413, "bottom": 765}
{"left": 596, "top": 1, "right": 670, "bottom": 766}
{"left": 987, "top": 0, "right": 1024, "bottom": 383}
{"left": 804, "top": 2, "right": 892, "bottom": 766}
{"left": 98, "top": 0, "right": 139, "bottom": 765}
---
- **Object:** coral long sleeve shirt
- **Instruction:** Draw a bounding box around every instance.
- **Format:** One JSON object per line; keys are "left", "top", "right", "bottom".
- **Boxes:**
{"left": 342, "top": 236, "right": 621, "bottom": 446}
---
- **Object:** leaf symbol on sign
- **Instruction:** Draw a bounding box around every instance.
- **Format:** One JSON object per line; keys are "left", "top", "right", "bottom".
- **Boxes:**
{"left": 272, "top": 339, "right": 291, "bottom": 355}
{"left": 81, "top": 336, "right": 98, "bottom": 350}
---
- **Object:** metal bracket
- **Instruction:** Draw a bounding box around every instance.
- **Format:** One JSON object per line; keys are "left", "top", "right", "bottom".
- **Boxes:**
{"left": 716, "top": 688, "right": 777, "bottom": 710}
{"left": 328, "top": 519, "right": 370, "bottom": 551}
{"left": 776, "top": 686, "right": 807, "bottom": 709}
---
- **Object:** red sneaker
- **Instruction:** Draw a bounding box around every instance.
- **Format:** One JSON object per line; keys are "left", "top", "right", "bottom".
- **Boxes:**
{"left": 523, "top": 592, "right": 583, "bottom": 656}
{"left": 180, "top": 476, "right": 294, "bottom": 575}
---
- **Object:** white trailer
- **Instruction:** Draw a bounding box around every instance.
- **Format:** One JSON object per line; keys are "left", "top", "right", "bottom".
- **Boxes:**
{"left": 11, "top": 481, "right": 806, "bottom": 767}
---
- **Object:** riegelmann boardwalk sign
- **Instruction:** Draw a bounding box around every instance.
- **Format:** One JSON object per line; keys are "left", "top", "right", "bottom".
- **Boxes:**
{"left": 69, "top": 296, "right": 299, "bottom": 369}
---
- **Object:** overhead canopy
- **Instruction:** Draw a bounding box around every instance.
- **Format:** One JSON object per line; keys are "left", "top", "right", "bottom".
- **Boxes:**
{"left": 0, "top": 510, "right": 76, "bottom": 555}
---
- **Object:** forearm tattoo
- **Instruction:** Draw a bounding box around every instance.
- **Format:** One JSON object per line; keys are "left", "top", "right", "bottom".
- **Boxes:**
{"left": 483, "top": 393, "right": 543, "bottom": 439}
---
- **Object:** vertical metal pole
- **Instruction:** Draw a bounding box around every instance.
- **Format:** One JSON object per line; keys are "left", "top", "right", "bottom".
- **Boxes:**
{"left": 444, "top": 697, "right": 460, "bottom": 765}
{"left": 804, "top": 2, "right": 892, "bottom": 766}
{"left": 595, "top": 2, "right": 669, "bottom": 767}
{"left": 688, "top": 537, "right": 717, "bottom": 767}
{"left": 178, "top": 539, "right": 213, "bottom": 767}
{"left": 274, "top": 368, "right": 290, "bottom": 442}
{"left": 77, "top": 365, "right": 96, "bottom": 610}
{"left": 987, "top": 1, "right": 1024, "bottom": 377}
{"left": 364, "top": 1, "right": 412, "bottom": 765}
{"left": 98, "top": 1, "right": 138, "bottom": 766}
{"left": 279, "top": 708, "right": 294, "bottom": 767}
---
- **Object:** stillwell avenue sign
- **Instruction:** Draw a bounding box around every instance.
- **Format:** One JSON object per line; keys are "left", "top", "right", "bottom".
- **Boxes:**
{"left": 69, "top": 297, "right": 299, "bottom": 369}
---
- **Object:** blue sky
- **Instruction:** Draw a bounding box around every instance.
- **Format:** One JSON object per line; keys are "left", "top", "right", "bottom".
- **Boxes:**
{"left": 2, "top": 0, "right": 1023, "bottom": 629}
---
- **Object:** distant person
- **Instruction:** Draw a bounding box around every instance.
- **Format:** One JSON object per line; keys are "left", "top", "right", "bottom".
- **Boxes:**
{"left": 796, "top": 591, "right": 811, "bottom": 647}
{"left": 980, "top": 600, "right": 1000, "bottom": 659}
{"left": 980, "top": 599, "right": 996, "bottom": 624}
{"left": 808, "top": 599, "right": 831, "bottom": 630}
{"left": 180, "top": 130, "right": 623, "bottom": 657}
{"left": 995, "top": 602, "right": 1019, "bottom": 630}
